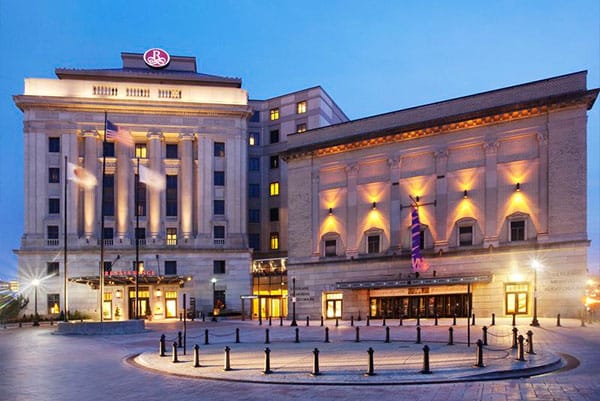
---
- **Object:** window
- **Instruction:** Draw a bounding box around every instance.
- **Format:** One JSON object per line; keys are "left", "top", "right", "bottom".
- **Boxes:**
{"left": 135, "top": 227, "right": 146, "bottom": 245}
{"left": 270, "top": 108, "right": 280, "bottom": 120}
{"left": 249, "top": 132, "right": 260, "bottom": 146}
{"left": 214, "top": 171, "right": 225, "bottom": 186}
{"left": 47, "top": 294, "right": 60, "bottom": 315}
{"left": 510, "top": 220, "right": 525, "bottom": 242}
{"left": 103, "top": 261, "right": 112, "bottom": 273}
{"left": 249, "top": 157, "right": 260, "bottom": 171}
{"left": 213, "top": 260, "right": 226, "bottom": 275}
{"left": 249, "top": 184, "right": 260, "bottom": 198}
{"left": 270, "top": 129, "right": 280, "bottom": 144}
{"left": 250, "top": 111, "right": 260, "bottom": 123}
{"left": 249, "top": 233, "right": 260, "bottom": 250}
{"left": 270, "top": 155, "right": 279, "bottom": 169}
{"left": 249, "top": 209, "right": 260, "bottom": 223}
{"left": 166, "top": 144, "right": 178, "bottom": 159}
{"left": 49, "top": 168, "right": 60, "bottom": 183}
{"left": 270, "top": 232, "right": 280, "bottom": 250}
{"left": 270, "top": 207, "right": 279, "bottom": 222}
{"left": 47, "top": 225, "right": 59, "bottom": 240}
{"left": 296, "top": 123, "right": 307, "bottom": 133}
{"left": 103, "top": 227, "right": 114, "bottom": 245}
{"left": 459, "top": 225, "right": 473, "bottom": 247}
{"left": 132, "top": 260, "right": 145, "bottom": 274}
{"left": 48, "top": 198, "right": 60, "bottom": 214}
{"left": 103, "top": 174, "right": 114, "bottom": 216}
{"left": 214, "top": 142, "right": 225, "bottom": 157}
{"left": 164, "top": 260, "right": 177, "bottom": 275}
{"left": 269, "top": 182, "right": 280, "bottom": 196}
{"left": 135, "top": 177, "right": 146, "bottom": 216}
{"left": 325, "top": 240, "right": 337, "bottom": 257}
{"left": 505, "top": 283, "right": 529, "bottom": 314}
{"left": 296, "top": 101, "right": 307, "bottom": 114}
{"left": 214, "top": 226, "right": 225, "bottom": 243}
{"left": 367, "top": 235, "right": 380, "bottom": 254}
{"left": 214, "top": 200, "right": 225, "bottom": 215}
{"left": 166, "top": 228, "right": 177, "bottom": 246}
{"left": 214, "top": 290, "right": 226, "bottom": 310}
{"left": 135, "top": 143, "right": 147, "bottom": 159}
{"left": 103, "top": 142, "right": 115, "bottom": 157}
{"left": 47, "top": 262, "right": 59, "bottom": 277}
{"left": 166, "top": 175, "right": 178, "bottom": 216}
{"left": 48, "top": 137, "right": 60, "bottom": 153}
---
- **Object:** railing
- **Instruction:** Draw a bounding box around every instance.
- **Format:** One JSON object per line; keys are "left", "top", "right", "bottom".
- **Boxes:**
{"left": 126, "top": 88, "right": 150, "bottom": 97}
{"left": 158, "top": 89, "right": 182, "bottom": 99}
{"left": 93, "top": 85, "right": 118, "bottom": 96}
{"left": 47, "top": 239, "right": 60, "bottom": 246}
{"left": 214, "top": 239, "right": 225, "bottom": 246}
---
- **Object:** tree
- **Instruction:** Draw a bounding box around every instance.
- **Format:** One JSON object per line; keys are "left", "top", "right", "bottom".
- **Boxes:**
{"left": 0, "top": 294, "right": 29, "bottom": 322}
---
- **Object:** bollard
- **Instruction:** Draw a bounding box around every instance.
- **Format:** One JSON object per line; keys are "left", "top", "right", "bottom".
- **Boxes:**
{"left": 581, "top": 309, "right": 586, "bottom": 327}
{"left": 382, "top": 318, "right": 386, "bottom": 327}
{"left": 280, "top": 316, "right": 283, "bottom": 326}
{"left": 295, "top": 327, "right": 300, "bottom": 343}
{"left": 205, "top": 329, "right": 209, "bottom": 345}
{"left": 320, "top": 315, "right": 324, "bottom": 327}
{"left": 557, "top": 313, "right": 561, "bottom": 327}
{"left": 193, "top": 344, "right": 201, "bottom": 368}
{"left": 351, "top": 315, "right": 354, "bottom": 326}
{"left": 159, "top": 334, "right": 166, "bottom": 357}
{"left": 471, "top": 313, "right": 476, "bottom": 326}
{"left": 357, "top": 311, "right": 362, "bottom": 321}
{"left": 512, "top": 327, "right": 518, "bottom": 349}
{"left": 269, "top": 316, "right": 272, "bottom": 326}
{"left": 259, "top": 314, "right": 262, "bottom": 326}
{"left": 367, "top": 316, "right": 370, "bottom": 326}
{"left": 421, "top": 345, "right": 432, "bottom": 374}
{"left": 365, "top": 347, "right": 375, "bottom": 376}
{"left": 452, "top": 314, "right": 456, "bottom": 326}
{"left": 235, "top": 328, "right": 240, "bottom": 344}
{"left": 355, "top": 326, "right": 360, "bottom": 343}
{"left": 385, "top": 326, "right": 390, "bottom": 343}
{"left": 448, "top": 327, "right": 454, "bottom": 345}
{"left": 19, "top": 322, "right": 22, "bottom": 328}
{"left": 517, "top": 335, "right": 525, "bottom": 361}
{"left": 336, "top": 318, "right": 339, "bottom": 327}
{"left": 202, "top": 312, "right": 205, "bottom": 322}
{"left": 399, "top": 315, "right": 403, "bottom": 326}
{"left": 178, "top": 331, "right": 183, "bottom": 348}
{"left": 263, "top": 347, "right": 272, "bottom": 374}
{"left": 416, "top": 326, "right": 421, "bottom": 344}
{"left": 311, "top": 348, "right": 321, "bottom": 376}
{"left": 50, "top": 318, "right": 53, "bottom": 326}
{"left": 306, "top": 316, "right": 310, "bottom": 327}
{"left": 526, "top": 330, "right": 536, "bottom": 355}
{"left": 179, "top": 313, "right": 182, "bottom": 322}
{"left": 512, "top": 313, "right": 516, "bottom": 327}
{"left": 324, "top": 327, "right": 330, "bottom": 343}
{"left": 416, "top": 314, "right": 421, "bottom": 327}
{"left": 474, "top": 339, "right": 484, "bottom": 367}
{"left": 482, "top": 326, "right": 488, "bottom": 346}
{"left": 491, "top": 313, "right": 496, "bottom": 326}
{"left": 265, "top": 328, "right": 270, "bottom": 344}
{"left": 434, "top": 314, "right": 438, "bottom": 326}
{"left": 172, "top": 341, "right": 179, "bottom": 363}
{"left": 223, "top": 346, "right": 232, "bottom": 371}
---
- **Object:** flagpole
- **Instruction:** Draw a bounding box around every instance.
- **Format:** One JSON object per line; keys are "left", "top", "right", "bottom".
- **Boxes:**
{"left": 135, "top": 157, "right": 140, "bottom": 319}
{"left": 100, "top": 112, "right": 107, "bottom": 322}
{"left": 63, "top": 156, "right": 69, "bottom": 322}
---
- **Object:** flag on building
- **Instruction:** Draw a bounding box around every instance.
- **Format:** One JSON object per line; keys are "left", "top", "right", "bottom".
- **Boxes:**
{"left": 138, "top": 164, "right": 166, "bottom": 190}
{"left": 67, "top": 162, "right": 97, "bottom": 189}
{"left": 106, "top": 120, "right": 134, "bottom": 147}
{"left": 411, "top": 206, "right": 429, "bottom": 272}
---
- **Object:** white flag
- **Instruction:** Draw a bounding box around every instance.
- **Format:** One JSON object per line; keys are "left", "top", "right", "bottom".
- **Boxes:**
{"left": 67, "top": 162, "right": 97, "bottom": 189}
{"left": 138, "top": 164, "right": 165, "bottom": 191}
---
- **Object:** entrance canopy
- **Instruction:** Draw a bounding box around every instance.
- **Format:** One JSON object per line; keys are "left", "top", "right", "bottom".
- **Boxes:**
{"left": 69, "top": 275, "right": 192, "bottom": 289}
{"left": 336, "top": 274, "right": 492, "bottom": 290}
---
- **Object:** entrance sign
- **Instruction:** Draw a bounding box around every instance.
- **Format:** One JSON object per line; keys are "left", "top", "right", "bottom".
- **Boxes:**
{"left": 143, "top": 48, "right": 170, "bottom": 69}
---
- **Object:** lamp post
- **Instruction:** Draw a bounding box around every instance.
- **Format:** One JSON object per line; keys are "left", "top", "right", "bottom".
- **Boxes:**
{"left": 531, "top": 260, "right": 541, "bottom": 327}
{"left": 32, "top": 279, "right": 40, "bottom": 326}
{"left": 291, "top": 276, "right": 297, "bottom": 326}
{"left": 211, "top": 278, "right": 218, "bottom": 322}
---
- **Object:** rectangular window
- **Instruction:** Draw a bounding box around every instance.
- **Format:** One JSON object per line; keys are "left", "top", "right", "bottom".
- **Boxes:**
{"left": 249, "top": 184, "right": 260, "bottom": 198}
{"left": 296, "top": 101, "right": 307, "bottom": 114}
{"left": 459, "top": 226, "right": 473, "bottom": 246}
{"left": 270, "top": 108, "right": 280, "bottom": 120}
{"left": 214, "top": 142, "right": 225, "bottom": 157}
{"left": 47, "top": 294, "right": 60, "bottom": 315}
{"left": 103, "top": 227, "right": 114, "bottom": 245}
{"left": 47, "top": 262, "right": 59, "bottom": 277}
{"left": 48, "top": 137, "right": 60, "bottom": 153}
{"left": 103, "top": 261, "right": 112, "bottom": 273}
{"left": 135, "top": 227, "right": 146, "bottom": 245}
{"left": 47, "top": 225, "right": 59, "bottom": 240}
{"left": 164, "top": 260, "right": 177, "bottom": 275}
{"left": 250, "top": 111, "right": 260, "bottom": 123}
{"left": 214, "top": 171, "right": 225, "bottom": 186}
{"left": 249, "top": 132, "right": 260, "bottom": 146}
{"left": 214, "top": 200, "right": 225, "bottom": 215}
{"left": 296, "top": 123, "right": 307, "bottom": 133}
{"left": 325, "top": 239, "right": 337, "bottom": 257}
{"left": 249, "top": 233, "right": 260, "bottom": 250}
{"left": 249, "top": 157, "right": 260, "bottom": 171}
{"left": 214, "top": 290, "right": 226, "bottom": 310}
{"left": 214, "top": 225, "right": 225, "bottom": 239}
{"left": 270, "top": 232, "right": 280, "bottom": 250}
{"left": 166, "top": 144, "right": 178, "bottom": 159}
{"left": 270, "top": 155, "right": 279, "bottom": 169}
{"left": 103, "top": 174, "right": 115, "bottom": 216}
{"left": 270, "top": 130, "right": 280, "bottom": 144}
{"left": 505, "top": 283, "right": 529, "bottom": 314}
{"left": 270, "top": 207, "right": 279, "bottom": 222}
{"left": 269, "top": 182, "right": 280, "bottom": 196}
{"left": 213, "top": 260, "right": 226, "bottom": 275}
{"left": 135, "top": 143, "right": 147, "bottom": 159}
{"left": 166, "top": 175, "right": 178, "bottom": 216}
{"left": 249, "top": 209, "right": 260, "bottom": 223}
{"left": 510, "top": 220, "right": 525, "bottom": 242}
{"left": 166, "top": 228, "right": 177, "bottom": 246}
{"left": 103, "top": 142, "right": 115, "bottom": 157}
{"left": 367, "top": 235, "right": 380, "bottom": 254}
{"left": 135, "top": 176, "right": 146, "bottom": 216}
{"left": 132, "top": 260, "right": 145, "bottom": 274}
{"left": 48, "top": 198, "right": 60, "bottom": 214}
{"left": 49, "top": 168, "right": 60, "bottom": 183}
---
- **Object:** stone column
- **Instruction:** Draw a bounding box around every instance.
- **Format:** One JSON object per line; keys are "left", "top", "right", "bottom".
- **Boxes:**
{"left": 434, "top": 149, "right": 448, "bottom": 252}
{"left": 346, "top": 164, "right": 359, "bottom": 256}
{"left": 195, "top": 134, "right": 212, "bottom": 241}
{"left": 115, "top": 139, "right": 130, "bottom": 240}
{"left": 147, "top": 132, "right": 163, "bottom": 239}
{"left": 483, "top": 141, "right": 499, "bottom": 247}
{"left": 82, "top": 130, "right": 99, "bottom": 239}
{"left": 179, "top": 132, "right": 194, "bottom": 240}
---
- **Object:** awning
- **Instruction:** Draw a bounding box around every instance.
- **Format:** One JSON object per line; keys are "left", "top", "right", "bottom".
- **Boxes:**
{"left": 68, "top": 275, "right": 192, "bottom": 289}
{"left": 336, "top": 274, "right": 492, "bottom": 290}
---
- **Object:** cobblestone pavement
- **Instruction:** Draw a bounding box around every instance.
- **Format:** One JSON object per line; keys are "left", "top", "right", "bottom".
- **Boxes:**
{"left": 1, "top": 317, "right": 599, "bottom": 401}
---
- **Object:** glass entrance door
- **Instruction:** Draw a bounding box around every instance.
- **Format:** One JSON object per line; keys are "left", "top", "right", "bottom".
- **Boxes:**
{"left": 128, "top": 288, "right": 150, "bottom": 319}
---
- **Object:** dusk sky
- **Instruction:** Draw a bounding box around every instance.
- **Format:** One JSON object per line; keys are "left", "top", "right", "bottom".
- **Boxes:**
{"left": 0, "top": 1, "right": 598, "bottom": 279}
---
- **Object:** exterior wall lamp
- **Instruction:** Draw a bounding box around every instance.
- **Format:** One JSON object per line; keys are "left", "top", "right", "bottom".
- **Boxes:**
{"left": 463, "top": 190, "right": 468, "bottom": 199}
{"left": 515, "top": 182, "right": 521, "bottom": 192}
{"left": 372, "top": 202, "right": 377, "bottom": 210}
{"left": 328, "top": 207, "right": 333, "bottom": 215}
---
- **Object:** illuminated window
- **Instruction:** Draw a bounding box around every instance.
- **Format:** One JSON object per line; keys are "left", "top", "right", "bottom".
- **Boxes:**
{"left": 135, "top": 143, "right": 147, "bottom": 159}
{"left": 213, "top": 260, "right": 226, "bottom": 275}
{"left": 270, "top": 155, "right": 279, "bottom": 169}
{"left": 48, "top": 198, "right": 60, "bottom": 214}
{"left": 166, "top": 144, "right": 178, "bottom": 159}
{"left": 459, "top": 225, "right": 473, "bottom": 246}
{"left": 296, "top": 101, "right": 307, "bottom": 114}
{"left": 270, "top": 108, "right": 280, "bottom": 120}
{"left": 164, "top": 260, "right": 177, "bottom": 275}
{"left": 296, "top": 123, "right": 307, "bottom": 133}
{"left": 47, "top": 262, "right": 59, "bottom": 277}
{"left": 505, "top": 283, "right": 529, "bottom": 314}
{"left": 166, "top": 228, "right": 177, "bottom": 246}
{"left": 49, "top": 168, "right": 60, "bottom": 183}
{"left": 269, "top": 182, "right": 280, "bottom": 196}
{"left": 214, "top": 142, "right": 225, "bottom": 157}
{"left": 510, "top": 220, "right": 525, "bottom": 242}
{"left": 270, "top": 232, "right": 280, "bottom": 250}
{"left": 47, "top": 294, "right": 60, "bottom": 315}
{"left": 48, "top": 137, "right": 60, "bottom": 153}
{"left": 249, "top": 132, "right": 260, "bottom": 146}
{"left": 270, "top": 129, "right": 280, "bottom": 144}
{"left": 132, "top": 260, "right": 145, "bottom": 274}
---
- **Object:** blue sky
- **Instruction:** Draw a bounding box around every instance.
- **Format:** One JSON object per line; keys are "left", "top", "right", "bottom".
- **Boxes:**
{"left": 0, "top": 1, "right": 598, "bottom": 279}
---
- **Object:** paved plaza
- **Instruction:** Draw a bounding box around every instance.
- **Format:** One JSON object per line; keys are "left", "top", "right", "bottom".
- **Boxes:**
{"left": 1, "top": 317, "right": 599, "bottom": 400}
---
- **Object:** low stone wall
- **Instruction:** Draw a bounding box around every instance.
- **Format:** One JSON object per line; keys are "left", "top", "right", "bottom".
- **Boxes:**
{"left": 56, "top": 320, "right": 145, "bottom": 335}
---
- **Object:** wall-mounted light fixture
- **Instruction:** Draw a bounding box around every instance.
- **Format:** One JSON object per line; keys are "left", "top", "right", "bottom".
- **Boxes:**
{"left": 463, "top": 190, "right": 468, "bottom": 199}
{"left": 155, "top": 288, "right": 162, "bottom": 298}
{"left": 372, "top": 202, "right": 377, "bottom": 210}
{"left": 515, "top": 182, "right": 521, "bottom": 192}
{"left": 328, "top": 207, "right": 333, "bottom": 215}
{"left": 115, "top": 289, "right": 122, "bottom": 299}
{"left": 415, "top": 196, "right": 420, "bottom": 203}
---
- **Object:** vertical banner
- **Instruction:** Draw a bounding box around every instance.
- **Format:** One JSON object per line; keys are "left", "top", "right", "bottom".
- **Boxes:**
{"left": 411, "top": 206, "right": 429, "bottom": 272}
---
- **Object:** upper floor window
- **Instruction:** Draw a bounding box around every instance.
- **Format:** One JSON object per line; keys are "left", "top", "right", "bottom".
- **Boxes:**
{"left": 166, "top": 144, "right": 178, "bottom": 159}
{"left": 270, "top": 155, "right": 279, "bottom": 169}
{"left": 367, "top": 235, "right": 380, "bottom": 254}
{"left": 48, "top": 198, "right": 60, "bottom": 214}
{"left": 270, "top": 108, "right": 280, "bottom": 121}
{"left": 214, "top": 200, "right": 225, "bottom": 215}
{"left": 214, "top": 225, "right": 225, "bottom": 239}
{"left": 166, "top": 175, "right": 178, "bottom": 216}
{"left": 103, "top": 142, "right": 115, "bottom": 157}
{"left": 270, "top": 130, "right": 280, "bottom": 144}
{"left": 296, "top": 101, "right": 307, "bottom": 114}
{"left": 47, "top": 262, "right": 59, "bottom": 277}
{"left": 249, "top": 233, "right": 260, "bottom": 251}
{"left": 103, "top": 174, "right": 115, "bottom": 216}
{"left": 270, "top": 232, "right": 280, "bottom": 250}
{"left": 325, "top": 240, "right": 337, "bottom": 257}
{"left": 47, "top": 225, "right": 59, "bottom": 240}
{"left": 214, "top": 171, "right": 225, "bottom": 186}
{"left": 249, "top": 184, "right": 260, "bottom": 198}
{"left": 164, "top": 260, "right": 177, "bottom": 275}
{"left": 250, "top": 111, "right": 260, "bottom": 122}
{"left": 213, "top": 260, "right": 226, "bottom": 275}
{"left": 269, "top": 182, "right": 280, "bottom": 196}
{"left": 510, "top": 220, "right": 525, "bottom": 242}
{"left": 458, "top": 225, "right": 474, "bottom": 247}
{"left": 249, "top": 209, "right": 260, "bottom": 223}
{"left": 49, "top": 168, "right": 60, "bottom": 183}
{"left": 135, "top": 144, "right": 147, "bottom": 159}
{"left": 249, "top": 157, "right": 260, "bottom": 171}
{"left": 48, "top": 137, "right": 60, "bottom": 153}
{"left": 249, "top": 132, "right": 260, "bottom": 146}
{"left": 166, "top": 228, "right": 177, "bottom": 246}
{"left": 214, "top": 142, "right": 225, "bottom": 157}
{"left": 296, "top": 123, "right": 307, "bottom": 133}
{"left": 270, "top": 207, "right": 279, "bottom": 222}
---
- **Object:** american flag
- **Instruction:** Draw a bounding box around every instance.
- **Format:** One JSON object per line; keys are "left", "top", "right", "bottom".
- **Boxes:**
{"left": 411, "top": 206, "right": 429, "bottom": 272}
{"left": 106, "top": 120, "right": 134, "bottom": 147}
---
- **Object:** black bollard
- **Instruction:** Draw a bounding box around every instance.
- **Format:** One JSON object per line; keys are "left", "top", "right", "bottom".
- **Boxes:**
{"left": 223, "top": 346, "right": 232, "bottom": 371}
{"left": 350, "top": 315, "right": 354, "bottom": 326}
{"left": 280, "top": 316, "right": 283, "bottom": 326}
{"left": 367, "top": 316, "right": 370, "bottom": 326}
{"left": 178, "top": 331, "right": 183, "bottom": 348}
{"left": 382, "top": 318, "right": 386, "bottom": 327}
{"left": 434, "top": 314, "right": 438, "bottom": 326}
{"left": 324, "top": 327, "right": 330, "bottom": 343}
{"left": 269, "top": 316, "right": 272, "bottom": 326}
{"left": 265, "top": 328, "right": 270, "bottom": 344}
{"left": 421, "top": 345, "right": 432, "bottom": 374}
{"left": 416, "top": 326, "right": 421, "bottom": 344}
{"left": 474, "top": 339, "right": 484, "bottom": 367}
{"left": 320, "top": 315, "right": 324, "bottom": 327}
{"left": 399, "top": 315, "right": 403, "bottom": 326}
{"left": 193, "top": 344, "right": 201, "bottom": 368}
{"left": 357, "top": 311, "right": 362, "bottom": 321}
{"left": 417, "top": 314, "right": 421, "bottom": 327}
{"left": 471, "top": 313, "right": 476, "bottom": 326}
{"left": 482, "top": 326, "right": 488, "bottom": 346}
{"left": 205, "top": 329, "right": 209, "bottom": 345}
{"left": 259, "top": 314, "right": 262, "bottom": 326}
{"left": 512, "top": 313, "right": 516, "bottom": 327}
{"left": 512, "top": 327, "right": 518, "bottom": 349}
{"left": 235, "top": 328, "right": 240, "bottom": 344}
{"left": 526, "top": 330, "right": 536, "bottom": 355}
{"left": 263, "top": 347, "right": 272, "bottom": 374}
{"left": 306, "top": 316, "right": 310, "bottom": 327}
{"left": 179, "top": 313, "right": 182, "bottom": 321}
{"left": 557, "top": 313, "right": 561, "bottom": 327}
{"left": 159, "top": 334, "right": 166, "bottom": 357}
{"left": 355, "top": 326, "right": 360, "bottom": 343}
{"left": 448, "top": 327, "right": 454, "bottom": 345}
{"left": 491, "top": 313, "right": 496, "bottom": 326}
{"left": 202, "top": 312, "right": 206, "bottom": 322}
{"left": 50, "top": 318, "right": 53, "bottom": 326}
{"left": 311, "top": 348, "right": 321, "bottom": 376}
{"left": 336, "top": 318, "right": 339, "bottom": 327}
{"left": 385, "top": 326, "right": 390, "bottom": 343}
{"left": 517, "top": 335, "right": 525, "bottom": 361}
{"left": 452, "top": 314, "right": 456, "bottom": 326}
{"left": 172, "top": 341, "right": 179, "bottom": 363}
{"left": 295, "top": 327, "right": 300, "bottom": 343}
{"left": 365, "top": 347, "right": 375, "bottom": 376}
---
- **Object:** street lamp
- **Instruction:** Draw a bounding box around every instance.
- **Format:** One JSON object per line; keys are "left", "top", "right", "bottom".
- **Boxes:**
{"left": 290, "top": 276, "right": 297, "bottom": 326}
{"left": 211, "top": 278, "right": 218, "bottom": 322}
{"left": 531, "top": 260, "right": 541, "bottom": 327}
{"left": 32, "top": 279, "right": 40, "bottom": 326}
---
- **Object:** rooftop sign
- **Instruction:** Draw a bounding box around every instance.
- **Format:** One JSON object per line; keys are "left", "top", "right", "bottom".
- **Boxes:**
{"left": 143, "top": 48, "right": 170, "bottom": 69}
